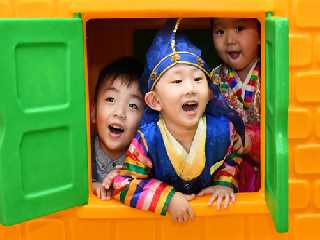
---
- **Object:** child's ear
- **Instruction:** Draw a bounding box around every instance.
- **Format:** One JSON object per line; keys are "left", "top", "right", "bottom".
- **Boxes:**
{"left": 90, "top": 103, "right": 96, "bottom": 124}
{"left": 145, "top": 91, "right": 161, "bottom": 111}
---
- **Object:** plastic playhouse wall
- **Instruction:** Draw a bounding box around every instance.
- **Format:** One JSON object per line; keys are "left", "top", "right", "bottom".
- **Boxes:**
{"left": 0, "top": 0, "right": 320, "bottom": 239}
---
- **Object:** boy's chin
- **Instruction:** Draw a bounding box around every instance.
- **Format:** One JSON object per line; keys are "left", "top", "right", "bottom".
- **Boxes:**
{"left": 109, "top": 143, "right": 128, "bottom": 151}
{"left": 180, "top": 118, "right": 201, "bottom": 128}
{"left": 228, "top": 60, "right": 251, "bottom": 72}
{"left": 228, "top": 62, "right": 243, "bottom": 70}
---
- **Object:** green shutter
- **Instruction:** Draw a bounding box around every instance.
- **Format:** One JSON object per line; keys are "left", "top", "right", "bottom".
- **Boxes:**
{"left": 0, "top": 17, "right": 88, "bottom": 225}
{"left": 265, "top": 16, "right": 289, "bottom": 232}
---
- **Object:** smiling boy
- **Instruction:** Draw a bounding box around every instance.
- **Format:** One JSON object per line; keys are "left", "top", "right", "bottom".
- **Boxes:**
{"left": 91, "top": 57, "right": 145, "bottom": 200}
{"left": 111, "top": 20, "right": 245, "bottom": 222}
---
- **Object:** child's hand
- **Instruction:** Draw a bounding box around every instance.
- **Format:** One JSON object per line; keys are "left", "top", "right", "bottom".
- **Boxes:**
{"left": 102, "top": 168, "right": 121, "bottom": 189}
{"left": 92, "top": 167, "right": 121, "bottom": 201}
{"left": 183, "top": 193, "right": 196, "bottom": 201}
{"left": 92, "top": 182, "right": 110, "bottom": 201}
{"left": 167, "top": 192, "right": 195, "bottom": 223}
{"left": 99, "top": 168, "right": 121, "bottom": 200}
{"left": 197, "top": 186, "right": 235, "bottom": 210}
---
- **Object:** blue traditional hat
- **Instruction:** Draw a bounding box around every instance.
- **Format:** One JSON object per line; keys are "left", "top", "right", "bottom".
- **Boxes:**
{"left": 144, "top": 18, "right": 211, "bottom": 91}
{"left": 140, "top": 19, "right": 245, "bottom": 144}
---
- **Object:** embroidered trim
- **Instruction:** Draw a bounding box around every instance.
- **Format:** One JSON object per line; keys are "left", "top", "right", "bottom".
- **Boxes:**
{"left": 197, "top": 56, "right": 205, "bottom": 67}
{"left": 171, "top": 53, "right": 181, "bottom": 62}
{"left": 221, "top": 61, "right": 260, "bottom": 110}
{"left": 151, "top": 51, "right": 205, "bottom": 74}
{"left": 151, "top": 59, "right": 210, "bottom": 90}
{"left": 150, "top": 72, "right": 157, "bottom": 82}
{"left": 137, "top": 130, "right": 149, "bottom": 152}
{"left": 214, "top": 60, "right": 261, "bottom": 123}
{"left": 210, "top": 159, "right": 225, "bottom": 175}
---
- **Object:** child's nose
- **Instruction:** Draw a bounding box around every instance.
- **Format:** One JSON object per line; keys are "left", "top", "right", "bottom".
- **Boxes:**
{"left": 113, "top": 105, "right": 127, "bottom": 120}
{"left": 225, "top": 31, "right": 236, "bottom": 45}
{"left": 185, "top": 80, "right": 195, "bottom": 94}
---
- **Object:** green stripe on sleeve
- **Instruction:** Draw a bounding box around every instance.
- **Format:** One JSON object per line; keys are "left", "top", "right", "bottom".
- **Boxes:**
{"left": 160, "top": 188, "right": 176, "bottom": 216}
{"left": 127, "top": 163, "right": 149, "bottom": 175}
{"left": 119, "top": 187, "right": 129, "bottom": 203}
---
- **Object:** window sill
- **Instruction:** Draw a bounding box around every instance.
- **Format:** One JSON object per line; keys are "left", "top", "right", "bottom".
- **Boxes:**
{"left": 76, "top": 192, "right": 268, "bottom": 219}
{"left": 71, "top": 0, "right": 273, "bottom": 18}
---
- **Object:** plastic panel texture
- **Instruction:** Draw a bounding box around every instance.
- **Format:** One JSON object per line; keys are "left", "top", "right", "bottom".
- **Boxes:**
{"left": 265, "top": 16, "right": 289, "bottom": 233}
{"left": 0, "top": 17, "right": 88, "bottom": 225}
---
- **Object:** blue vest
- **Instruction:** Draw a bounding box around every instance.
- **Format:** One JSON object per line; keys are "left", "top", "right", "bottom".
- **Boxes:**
{"left": 140, "top": 114, "right": 230, "bottom": 194}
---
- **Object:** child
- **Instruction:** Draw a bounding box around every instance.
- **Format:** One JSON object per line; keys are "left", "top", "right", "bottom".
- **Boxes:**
{"left": 111, "top": 19, "right": 245, "bottom": 222}
{"left": 91, "top": 57, "right": 145, "bottom": 200}
{"left": 211, "top": 18, "right": 261, "bottom": 192}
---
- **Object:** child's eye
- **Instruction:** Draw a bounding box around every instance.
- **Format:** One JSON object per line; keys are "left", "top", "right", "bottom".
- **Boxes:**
{"left": 214, "top": 29, "right": 224, "bottom": 35}
{"left": 105, "top": 97, "right": 114, "bottom": 103}
{"left": 194, "top": 77, "right": 203, "bottom": 82}
{"left": 235, "top": 26, "right": 244, "bottom": 32}
{"left": 129, "top": 103, "right": 139, "bottom": 110}
{"left": 171, "top": 79, "right": 182, "bottom": 84}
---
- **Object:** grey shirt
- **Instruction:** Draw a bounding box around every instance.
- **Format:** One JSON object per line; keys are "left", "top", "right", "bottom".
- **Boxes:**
{"left": 91, "top": 136, "right": 125, "bottom": 182}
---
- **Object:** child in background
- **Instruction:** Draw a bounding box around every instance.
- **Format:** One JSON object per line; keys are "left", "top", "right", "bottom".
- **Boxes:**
{"left": 211, "top": 18, "right": 261, "bottom": 192}
{"left": 111, "top": 19, "right": 245, "bottom": 222}
{"left": 91, "top": 57, "right": 145, "bottom": 200}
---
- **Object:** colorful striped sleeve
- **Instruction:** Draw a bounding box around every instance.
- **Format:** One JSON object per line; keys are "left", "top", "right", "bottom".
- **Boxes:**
{"left": 212, "top": 123, "right": 243, "bottom": 192}
{"left": 112, "top": 130, "right": 175, "bottom": 216}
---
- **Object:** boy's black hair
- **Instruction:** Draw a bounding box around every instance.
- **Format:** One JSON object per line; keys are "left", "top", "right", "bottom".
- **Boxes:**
{"left": 94, "top": 56, "right": 145, "bottom": 103}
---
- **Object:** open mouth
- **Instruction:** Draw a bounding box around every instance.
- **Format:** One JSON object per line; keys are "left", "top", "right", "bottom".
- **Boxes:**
{"left": 228, "top": 51, "right": 240, "bottom": 60}
{"left": 182, "top": 102, "right": 198, "bottom": 112}
{"left": 108, "top": 124, "right": 124, "bottom": 134}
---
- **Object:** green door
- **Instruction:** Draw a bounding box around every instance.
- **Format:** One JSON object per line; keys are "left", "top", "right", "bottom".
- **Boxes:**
{"left": 0, "top": 17, "right": 88, "bottom": 225}
{"left": 265, "top": 15, "right": 289, "bottom": 232}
